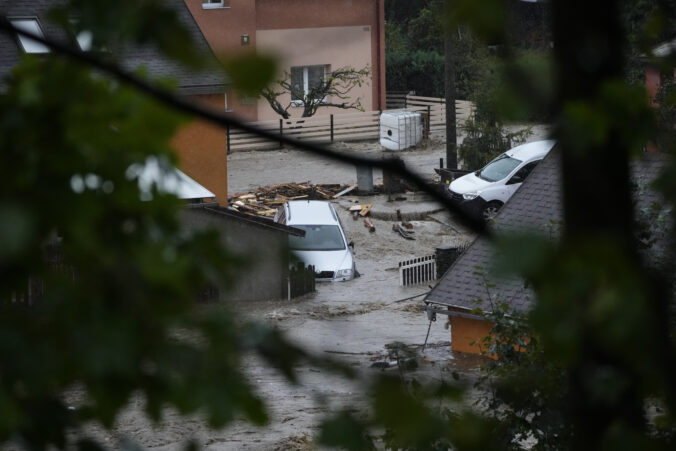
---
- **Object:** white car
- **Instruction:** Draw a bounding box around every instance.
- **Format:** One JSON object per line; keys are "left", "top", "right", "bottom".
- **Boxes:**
{"left": 448, "top": 140, "right": 556, "bottom": 221}
{"left": 275, "top": 200, "right": 356, "bottom": 281}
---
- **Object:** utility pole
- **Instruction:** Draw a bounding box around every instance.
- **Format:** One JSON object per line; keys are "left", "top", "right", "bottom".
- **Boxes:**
{"left": 444, "top": 8, "right": 457, "bottom": 169}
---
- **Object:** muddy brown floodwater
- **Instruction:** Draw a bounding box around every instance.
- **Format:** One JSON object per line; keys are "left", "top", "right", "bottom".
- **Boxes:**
{"left": 83, "top": 129, "right": 549, "bottom": 449}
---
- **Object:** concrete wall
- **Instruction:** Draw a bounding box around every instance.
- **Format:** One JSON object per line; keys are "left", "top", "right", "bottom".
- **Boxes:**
{"left": 179, "top": 207, "right": 290, "bottom": 302}
{"left": 450, "top": 315, "right": 494, "bottom": 355}
{"left": 171, "top": 94, "right": 229, "bottom": 204}
{"left": 184, "top": 0, "right": 386, "bottom": 121}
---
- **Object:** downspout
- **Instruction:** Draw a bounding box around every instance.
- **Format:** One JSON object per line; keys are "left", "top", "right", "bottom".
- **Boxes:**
{"left": 374, "top": 0, "right": 384, "bottom": 111}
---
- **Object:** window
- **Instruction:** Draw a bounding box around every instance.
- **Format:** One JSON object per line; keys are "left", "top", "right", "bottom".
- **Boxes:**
{"left": 290, "top": 65, "right": 327, "bottom": 103}
{"left": 202, "top": 0, "right": 225, "bottom": 9}
{"left": 477, "top": 154, "right": 522, "bottom": 182}
{"left": 11, "top": 19, "right": 50, "bottom": 54}
{"left": 507, "top": 160, "right": 540, "bottom": 184}
{"left": 288, "top": 225, "right": 346, "bottom": 251}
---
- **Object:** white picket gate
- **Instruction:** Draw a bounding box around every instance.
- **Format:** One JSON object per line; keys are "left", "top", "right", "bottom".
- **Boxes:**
{"left": 399, "top": 255, "right": 437, "bottom": 286}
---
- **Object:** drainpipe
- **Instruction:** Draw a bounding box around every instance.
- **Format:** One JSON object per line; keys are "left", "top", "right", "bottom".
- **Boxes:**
{"left": 374, "top": 0, "right": 384, "bottom": 111}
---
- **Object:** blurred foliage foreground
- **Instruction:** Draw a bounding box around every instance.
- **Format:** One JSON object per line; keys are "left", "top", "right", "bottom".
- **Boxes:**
{"left": 1, "top": 0, "right": 676, "bottom": 450}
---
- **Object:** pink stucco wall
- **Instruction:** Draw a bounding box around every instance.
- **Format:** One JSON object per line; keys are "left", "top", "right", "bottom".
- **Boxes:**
{"left": 184, "top": 0, "right": 385, "bottom": 121}
{"left": 255, "top": 26, "right": 373, "bottom": 120}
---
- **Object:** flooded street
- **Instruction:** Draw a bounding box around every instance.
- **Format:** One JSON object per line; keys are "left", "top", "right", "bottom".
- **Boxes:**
{"left": 98, "top": 130, "right": 547, "bottom": 449}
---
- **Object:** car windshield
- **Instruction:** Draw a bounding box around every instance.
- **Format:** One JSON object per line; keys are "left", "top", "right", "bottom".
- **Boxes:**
{"left": 477, "top": 154, "right": 523, "bottom": 182}
{"left": 289, "top": 225, "right": 346, "bottom": 251}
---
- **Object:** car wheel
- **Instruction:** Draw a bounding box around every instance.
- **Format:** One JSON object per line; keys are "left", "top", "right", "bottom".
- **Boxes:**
{"left": 482, "top": 201, "right": 502, "bottom": 222}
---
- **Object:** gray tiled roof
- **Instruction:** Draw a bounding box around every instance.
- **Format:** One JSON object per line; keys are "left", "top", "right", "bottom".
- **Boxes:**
{"left": 0, "top": 0, "right": 226, "bottom": 94}
{"left": 425, "top": 148, "right": 671, "bottom": 316}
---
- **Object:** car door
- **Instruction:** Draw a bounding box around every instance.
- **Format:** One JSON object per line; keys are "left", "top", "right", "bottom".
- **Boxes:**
{"left": 504, "top": 160, "right": 541, "bottom": 198}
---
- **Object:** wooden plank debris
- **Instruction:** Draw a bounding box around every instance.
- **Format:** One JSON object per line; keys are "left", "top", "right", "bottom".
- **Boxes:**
{"left": 359, "top": 204, "right": 373, "bottom": 217}
{"left": 332, "top": 184, "right": 357, "bottom": 198}
{"left": 393, "top": 223, "right": 415, "bottom": 240}
{"left": 228, "top": 182, "right": 357, "bottom": 218}
{"left": 364, "top": 217, "right": 376, "bottom": 232}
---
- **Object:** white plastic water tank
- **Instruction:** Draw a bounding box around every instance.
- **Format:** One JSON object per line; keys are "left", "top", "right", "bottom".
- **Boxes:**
{"left": 379, "top": 110, "right": 423, "bottom": 151}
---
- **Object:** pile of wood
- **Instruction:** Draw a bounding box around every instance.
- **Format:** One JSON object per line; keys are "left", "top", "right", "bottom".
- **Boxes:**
{"left": 228, "top": 182, "right": 356, "bottom": 217}
{"left": 393, "top": 208, "right": 415, "bottom": 239}
{"left": 348, "top": 203, "right": 376, "bottom": 232}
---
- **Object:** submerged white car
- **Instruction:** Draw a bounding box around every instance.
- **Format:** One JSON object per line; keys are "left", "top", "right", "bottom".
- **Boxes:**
{"left": 275, "top": 200, "right": 356, "bottom": 281}
{"left": 449, "top": 140, "right": 556, "bottom": 221}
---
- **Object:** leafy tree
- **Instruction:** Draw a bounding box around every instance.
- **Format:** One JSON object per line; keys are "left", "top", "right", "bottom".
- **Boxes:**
{"left": 3, "top": 0, "right": 676, "bottom": 450}
{"left": 474, "top": 303, "right": 572, "bottom": 450}
{"left": 261, "top": 66, "right": 371, "bottom": 118}
{"left": 0, "top": 2, "right": 322, "bottom": 449}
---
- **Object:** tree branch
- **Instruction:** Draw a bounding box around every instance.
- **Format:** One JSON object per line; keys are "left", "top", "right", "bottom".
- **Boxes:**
{"left": 0, "top": 16, "right": 486, "bottom": 233}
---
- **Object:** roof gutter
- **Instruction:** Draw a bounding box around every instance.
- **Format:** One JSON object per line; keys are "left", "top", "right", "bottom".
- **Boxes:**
{"left": 422, "top": 303, "right": 483, "bottom": 320}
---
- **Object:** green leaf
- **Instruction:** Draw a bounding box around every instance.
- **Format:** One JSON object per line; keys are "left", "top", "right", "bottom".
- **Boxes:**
{"left": 221, "top": 53, "right": 278, "bottom": 97}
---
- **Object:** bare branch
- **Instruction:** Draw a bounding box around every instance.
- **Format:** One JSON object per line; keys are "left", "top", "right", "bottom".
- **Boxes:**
{"left": 0, "top": 16, "right": 486, "bottom": 233}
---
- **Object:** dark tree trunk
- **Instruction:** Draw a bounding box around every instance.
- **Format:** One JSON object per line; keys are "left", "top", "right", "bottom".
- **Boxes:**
{"left": 552, "top": 0, "right": 646, "bottom": 448}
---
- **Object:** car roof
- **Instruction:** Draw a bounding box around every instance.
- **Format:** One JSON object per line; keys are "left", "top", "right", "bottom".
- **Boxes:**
{"left": 505, "top": 140, "right": 556, "bottom": 162}
{"left": 286, "top": 200, "right": 338, "bottom": 225}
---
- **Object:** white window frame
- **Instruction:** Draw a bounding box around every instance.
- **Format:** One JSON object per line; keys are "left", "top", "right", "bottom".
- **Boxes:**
{"left": 290, "top": 65, "right": 328, "bottom": 106}
{"left": 11, "top": 18, "right": 50, "bottom": 54}
{"left": 202, "top": 0, "right": 228, "bottom": 9}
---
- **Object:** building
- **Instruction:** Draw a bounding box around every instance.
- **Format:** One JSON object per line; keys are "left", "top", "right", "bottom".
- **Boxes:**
{"left": 184, "top": 0, "right": 386, "bottom": 121}
{"left": 0, "top": 0, "right": 231, "bottom": 204}
{"left": 180, "top": 205, "right": 309, "bottom": 302}
{"left": 424, "top": 149, "right": 671, "bottom": 355}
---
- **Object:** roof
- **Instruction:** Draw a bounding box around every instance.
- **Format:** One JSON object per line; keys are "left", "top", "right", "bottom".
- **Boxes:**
{"left": 286, "top": 201, "right": 339, "bottom": 226}
{"left": 133, "top": 157, "right": 215, "bottom": 201}
{"left": 200, "top": 206, "right": 306, "bottom": 237}
{"left": 504, "top": 139, "right": 556, "bottom": 162}
{"left": 425, "top": 149, "right": 671, "bottom": 317}
{"left": 650, "top": 38, "right": 676, "bottom": 58}
{"left": 0, "top": 0, "right": 226, "bottom": 94}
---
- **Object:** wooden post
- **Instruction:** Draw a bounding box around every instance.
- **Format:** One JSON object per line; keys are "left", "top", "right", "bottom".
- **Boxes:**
{"left": 330, "top": 114, "right": 334, "bottom": 143}
{"left": 279, "top": 118, "right": 283, "bottom": 148}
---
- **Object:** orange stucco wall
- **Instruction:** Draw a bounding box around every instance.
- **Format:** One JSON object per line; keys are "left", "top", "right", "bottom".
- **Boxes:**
{"left": 172, "top": 94, "right": 229, "bottom": 204}
{"left": 184, "top": 0, "right": 386, "bottom": 120}
{"left": 450, "top": 315, "right": 495, "bottom": 355}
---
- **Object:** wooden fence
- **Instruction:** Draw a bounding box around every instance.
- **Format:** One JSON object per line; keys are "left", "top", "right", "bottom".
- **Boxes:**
{"left": 285, "top": 263, "right": 316, "bottom": 300}
{"left": 402, "top": 95, "right": 474, "bottom": 136}
{"left": 229, "top": 110, "right": 380, "bottom": 152}
{"left": 386, "top": 91, "right": 409, "bottom": 109}
{"left": 399, "top": 254, "right": 437, "bottom": 287}
{"left": 228, "top": 95, "right": 475, "bottom": 152}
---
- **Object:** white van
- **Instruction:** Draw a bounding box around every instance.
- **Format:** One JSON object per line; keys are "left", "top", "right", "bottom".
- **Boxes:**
{"left": 449, "top": 140, "right": 556, "bottom": 221}
{"left": 275, "top": 200, "right": 356, "bottom": 281}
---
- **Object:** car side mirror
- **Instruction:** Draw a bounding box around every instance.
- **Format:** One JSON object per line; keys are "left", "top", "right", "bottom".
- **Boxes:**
{"left": 507, "top": 175, "right": 523, "bottom": 185}
{"left": 349, "top": 241, "right": 354, "bottom": 248}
